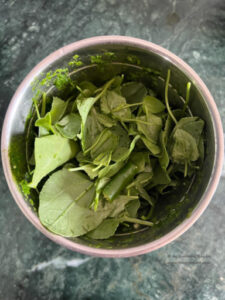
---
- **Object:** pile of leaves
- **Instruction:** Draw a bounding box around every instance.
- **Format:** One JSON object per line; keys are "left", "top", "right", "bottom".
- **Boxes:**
{"left": 26, "top": 70, "right": 205, "bottom": 239}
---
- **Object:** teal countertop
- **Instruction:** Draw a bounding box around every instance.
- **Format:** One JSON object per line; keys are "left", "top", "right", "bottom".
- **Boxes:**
{"left": 1, "top": 0, "right": 225, "bottom": 299}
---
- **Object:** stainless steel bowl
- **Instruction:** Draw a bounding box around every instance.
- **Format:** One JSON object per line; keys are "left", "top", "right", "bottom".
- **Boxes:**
{"left": 1, "top": 36, "right": 224, "bottom": 257}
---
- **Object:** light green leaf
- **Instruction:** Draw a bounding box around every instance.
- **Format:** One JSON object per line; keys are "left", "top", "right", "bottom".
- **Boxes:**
{"left": 39, "top": 168, "right": 135, "bottom": 237}
{"left": 35, "top": 112, "right": 55, "bottom": 135}
{"left": 55, "top": 113, "right": 81, "bottom": 139}
{"left": 28, "top": 135, "right": 79, "bottom": 188}
{"left": 50, "top": 97, "right": 68, "bottom": 123}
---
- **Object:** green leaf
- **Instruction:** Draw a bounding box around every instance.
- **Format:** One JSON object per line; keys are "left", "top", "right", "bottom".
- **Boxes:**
{"left": 100, "top": 90, "right": 131, "bottom": 120}
{"left": 152, "top": 164, "right": 171, "bottom": 186}
{"left": 143, "top": 95, "right": 165, "bottom": 114}
{"left": 111, "top": 135, "right": 140, "bottom": 162}
{"left": 125, "top": 199, "right": 140, "bottom": 218}
{"left": 141, "top": 136, "right": 161, "bottom": 155}
{"left": 56, "top": 113, "right": 81, "bottom": 139}
{"left": 170, "top": 128, "right": 199, "bottom": 164}
{"left": 28, "top": 135, "right": 79, "bottom": 188}
{"left": 121, "top": 82, "right": 147, "bottom": 104}
{"left": 175, "top": 117, "right": 204, "bottom": 142}
{"left": 35, "top": 97, "right": 68, "bottom": 136}
{"left": 127, "top": 172, "right": 153, "bottom": 189}
{"left": 77, "top": 97, "right": 97, "bottom": 125}
{"left": 95, "top": 112, "right": 116, "bottom": 128}
{"left": 82, "top": 112, "right": 104, "bottom": 151}
{"left": 89, "top": 129, "right": 118, "bottom": 159}
{"left": 50, "top": 97, "right": 68, "bottom": 123}
{"left": 35, "top": 112, "right": 55, "bottom": 135}
{"left": 39, "top": 168, "right": 135, "bottom": 237}
{"left": 79, "top": 81, "right": 97, "bottom": 97}
{"left": 110, "top": 124, "right": 131, "bottom": 148}
{"left": 130, "top": 152, "right": 150, "bottom": 173}
{"left": 137, "top": 114, "right": 162, "bottom": 144}
{"left": 87, "top": 218, "right": 120, "bottom": 239}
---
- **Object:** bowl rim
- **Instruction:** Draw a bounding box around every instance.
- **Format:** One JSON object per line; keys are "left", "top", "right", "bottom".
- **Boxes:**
{"left": 1, "top": 35, "right": 224, "bottom": 257}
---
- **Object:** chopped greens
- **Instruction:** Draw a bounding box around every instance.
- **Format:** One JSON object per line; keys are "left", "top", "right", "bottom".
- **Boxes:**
{"left": 23, "top": 64, "right": 205, "bottom": 240}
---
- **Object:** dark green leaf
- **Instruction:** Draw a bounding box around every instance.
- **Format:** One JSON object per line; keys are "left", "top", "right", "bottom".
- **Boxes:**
{"left": 121, "top": 82, "right": 147, "bottom": 104}
{"left": 143, "top": 95, "right": 165, "bottom": 114}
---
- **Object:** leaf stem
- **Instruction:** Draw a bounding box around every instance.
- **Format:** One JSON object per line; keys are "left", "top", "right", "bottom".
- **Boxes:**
{"left": 41, "top": 93, "right": 46, "bottom": 117}
{"left": 184, "top": 161, "right": 188, "bottom": 177}
{"left": 112, "top": 102, "right": 142, "bottom": 112}
{"left": 183, "top": 82, "right": 191, "bottom": 112}
{"left": 123, "top": 118, "right": 153, "bottom": 126}
{"left": 121, "top": 216, "right": 154, "bottom": 226}
{"left": 165, "top": 70, "right": 177, "bottom": 124}
{"left": 33, "top": 100, "right": 40, "bottom": 119}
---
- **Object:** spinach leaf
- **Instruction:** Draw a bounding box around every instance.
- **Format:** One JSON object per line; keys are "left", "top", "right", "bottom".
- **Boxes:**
{"left": 35, "top": 97, "right": 68, "bottom": 136}
{"left": 141, "top": 136, "right": 161, "bottom": 155}
{"left": 143, "top": 95, "right": 165, "bottom": 114}
{"left": 121, "top": 82, "right": 147, "bottom": 104}
{"left": 56, "top": 113, "right": 81, "bottom": 139}
{"left": 50, "top": 96, "right": 68, "bottom": 123}
{"left": 111, "top": 135, "right": 140, "bottom": 162}
{"left": 170, "top": 128, "right": 199, "bottom": 166}
{"left": 125, "top": 199, "right": 140, "bottom": 218}
{"left": 82, "top": 112, "right": 103, "bottom": 151}
{"left": 137, "top": 114, "right": 162, "bottom": 144}
{"left": 28, "top": 135, "right": 79, "bottom": 188}
{"left": 110, "top": 124, "right": 131, "bottom": 148}
{"left": 39, "top": 168, "right": 135, "bottom": 237}
{"left": 174, "top": 117, "right": 204, "bottom": 142}
{"left": 89, "top": 129, "right": 118, "bottom": 159}
{"left": 35, "top": 112, "right": 55, "bottom": 135}
{"left": 95, "top": 112, "right": 116, "bottom": 128}
{"left": 152, "top": 164, "right": 171, "bottom": 186}
{"left": 87, "top": 218, "right": 120, "bottom": 239}
{"left": 100, "top": 90, "right": 131, "bottom": 120}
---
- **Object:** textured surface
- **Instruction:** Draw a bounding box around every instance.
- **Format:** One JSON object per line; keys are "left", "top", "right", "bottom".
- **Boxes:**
{"left": 1, "top": 0, "right": 225, "bottom": 299}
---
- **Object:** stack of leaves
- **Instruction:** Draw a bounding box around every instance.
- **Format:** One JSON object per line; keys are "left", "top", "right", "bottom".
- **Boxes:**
{"left": 26, "top": 70, "right": 205, "bottom": 239}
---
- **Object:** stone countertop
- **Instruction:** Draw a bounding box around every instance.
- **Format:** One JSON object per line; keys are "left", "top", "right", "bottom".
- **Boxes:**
{"left": 1, "top": 0, "right": 225, "bottom": 299}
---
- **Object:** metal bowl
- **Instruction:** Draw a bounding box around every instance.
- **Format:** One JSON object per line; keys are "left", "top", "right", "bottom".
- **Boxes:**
{"left": 1, "top": 36, "right": 224, "bottom": 257}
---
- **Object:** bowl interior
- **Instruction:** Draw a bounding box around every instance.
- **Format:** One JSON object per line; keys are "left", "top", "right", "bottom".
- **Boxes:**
{"left": 6, "top": 40, "right": 216, "bottom": 250}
